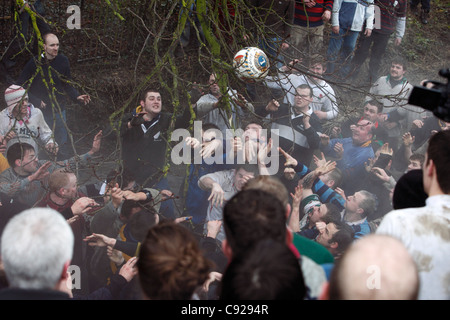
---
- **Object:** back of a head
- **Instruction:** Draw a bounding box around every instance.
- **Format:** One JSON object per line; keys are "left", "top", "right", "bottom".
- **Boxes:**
{"left": 426, "top": 130, "right": 450, "bottom": 193}
{"left": 330, "top": 221, "right": 355, "bottom": 256}
{"left": 393, "top": 170, "right": 427, "bottom": 209}
{"left": 137, "top": 221, "right": 212, "bottom": 300}
{"left": 0, "top": 208, "right": 74, "bottom": 289}
{"left": 220, "top": 239, "right": 306, "bottom": 300}
{"left": 223, "top": 189, "right": 287, "bottom": 256}
{"left": 243, "top": 175, "right": 289, "bottom": 206}
{"left": 126, "top": 207, "right": 158, "bottom": 243}
{"left": 328, "top": 234, "right": 419, "bottom": 300}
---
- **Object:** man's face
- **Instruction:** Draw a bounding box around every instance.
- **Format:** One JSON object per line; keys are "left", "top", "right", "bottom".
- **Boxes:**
{"left": 407, "top": 159, "right": 422, "bottom": 171}
{"left": 20, "top": 149, "right": 39, "bottom": 174}
{"left": 44, "top": 34, "right": 60, "bottom": 60}
{"left": 351, "top": 120, "right": 373, "bottom": 145}
{"left": 13, "top": 96, "right": 29, "bottom": 117}
{"left": 234, "top": 168, "right": 255, "bottom": 191}
{"left": 243, "top": 123, "right": 264, "bottom": 143}
{"left": 316, "top": 222, "right": 338, "bottom": 248}
{"left": 294, "top": 87, "right": 312, "bottom": 111}
{"left": 309, "top": 204, "right": 328, "bottom": 224}
{"left": 390, "top": 63, "right": 406, "bottom": 80}
{"left": 141, "top": 91, "right": 162, "bottom": 117}
{"left": 345, "top": 192, "right": 364, "bottom": 214}
{"left": 209, "top": 74, "right": 220, "bottom": 96}
{"left": 363, "top": 103, "right": 379, "bottom": 123}
{"left": 309, "top": 63, "right": 325, "bottom": 80}
{"left": 62, "top": 174, "right": 78, "bottom": 199}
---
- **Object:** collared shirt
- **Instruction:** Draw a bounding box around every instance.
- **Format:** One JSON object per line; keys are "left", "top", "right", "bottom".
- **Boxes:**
{"left": 376, "top": 194, "right": 450, "bottom": 300}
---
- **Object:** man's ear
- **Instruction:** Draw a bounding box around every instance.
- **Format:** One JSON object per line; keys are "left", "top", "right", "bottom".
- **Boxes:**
{"left": 426, "top": 159, "right": 434, "bottom": 177}
{"left": 285, "top": 203, "right": 291, "bottom": 219}
{"left": 357, "top": 208, "right": 364, "bottom": 216}
{"left": 285, "top": 227, "right": 293, "bottom": 246}
{"left": 222, "top": 239, "right": 233, "bottom": 261}
{"left": 319, "top": 281, "right": 330, "bottom": 300}
{"left": 15, "top": 159, "right": 22, "bottom": 168}
{"left": 329, "top": 241, "right": 338, "bottom": 249}
{"left": 60, "top": 260, "right": 71, "bottom": 281}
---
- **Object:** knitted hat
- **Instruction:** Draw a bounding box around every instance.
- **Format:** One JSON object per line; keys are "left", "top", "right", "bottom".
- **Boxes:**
{"left": 300, "top": 194, "right": 321, "bottom": 216}
{"left": 4, "top": 85, "right": 27, "bottom": 112}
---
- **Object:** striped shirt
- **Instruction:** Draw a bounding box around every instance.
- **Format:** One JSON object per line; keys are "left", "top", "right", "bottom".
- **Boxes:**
{"left": 294, "top": 0, "right": 334, "bottom": 28}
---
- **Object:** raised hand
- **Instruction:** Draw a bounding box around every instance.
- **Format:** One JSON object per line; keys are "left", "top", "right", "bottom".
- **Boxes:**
{"left": 265, "top": 99, "right": 280, "bottom": 112}
{"left": 208, "top": 183, "right": 225, "bottom": 207}
{"left": 278, "top": 147, "right": 298, "bottom": 168}
{"left": 89, "top": 130, "right": 103, "bottom": 155}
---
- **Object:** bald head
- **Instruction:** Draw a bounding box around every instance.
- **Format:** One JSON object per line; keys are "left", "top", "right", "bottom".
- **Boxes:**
{"left": 328, "top": 234, "right": 419, "bottom": 300}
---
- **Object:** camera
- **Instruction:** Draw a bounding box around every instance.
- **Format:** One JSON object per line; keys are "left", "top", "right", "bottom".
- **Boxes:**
{"left": 408, "top": 68, "right": 450, "bottom": 122}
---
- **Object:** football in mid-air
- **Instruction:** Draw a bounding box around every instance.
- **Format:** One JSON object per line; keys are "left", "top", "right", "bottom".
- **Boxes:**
{"left": 233, "top": 47, "right": 270, "bottom": 81}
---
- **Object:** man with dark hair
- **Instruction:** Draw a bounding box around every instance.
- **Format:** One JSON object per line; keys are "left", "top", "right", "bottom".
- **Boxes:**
{"left": 366, "top": 58, "right": 432, "bottom": 151}
{"left": 314, "top": 220, "right": 354, "bottom": 258}
{"left": 263, "top": 84, "right": 323, "bottom": 173}
{"left": 121, "top": 88, "right": 191, "bottom": 219}
{"left": 0, "top": 130, "right": 101, "bottom": 207}
{"left": 219, "top": 239, "right": 306, "bottom": 300}
{"left": 17, "top": 32, "right": 91, "bottom": 158}
{"left": 264, "top": 57, "right": 339, "bottom": 122}
{"left": 222, "top": 188, "right": 326, "bottom": 299}
{"left": 376, "top": 130, "right": 450, "bottom": 300}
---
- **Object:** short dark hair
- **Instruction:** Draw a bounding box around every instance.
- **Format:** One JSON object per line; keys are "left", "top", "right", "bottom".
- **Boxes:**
{"left": 308, "top": 54, "right": 326, "bottom": 69}
{"left": 202, "top": 123, "right": 220, "bottom": 132}
{"left": 296, "top": 84, "right": 313, "bottom": 97}
{"left": 126, "top": 206, "right": 158, "bottom": 242}
{"left": 235, "top": 163, "right": 259, "bottom": 177}
{"left": 364, "top": 99, "right": 384, "bottom": 114}
{"left": 219, "top": 239, "right": 306, "bottom": 300}
{"left": 409, "top": 153, "right": 425, "bottom": 167}
{"left": 223, "top": 189, "right": 287, "bottom": 256}
{"left": 391, "top": 57, "right": 408, "bottom": 71}
{"left": 329, "top": 221, "right": 354, "bottom": 255}
{"left": 322, "top": 203, "right": 342, "bottom": 224}
{"left": 426, "top": 130, "right": 450, "bottom": 193}
{"left": 106, "top": 167, "right": 136, "bottom": 190}
{"left": 140, "top": 88, "right": 160, "bottom": 102}
{"left": 6, "top": 142, "right": 35, "bottom": 168}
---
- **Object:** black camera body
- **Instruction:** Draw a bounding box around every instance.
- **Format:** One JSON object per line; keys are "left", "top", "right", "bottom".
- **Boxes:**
{"left": 408, "top": 69, "right": 450, "bottom": 122}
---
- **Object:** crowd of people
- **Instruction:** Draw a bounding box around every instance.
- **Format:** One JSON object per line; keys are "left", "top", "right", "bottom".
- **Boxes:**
{"left": 0, "top": 0, "right": 448, "bottom": 301}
